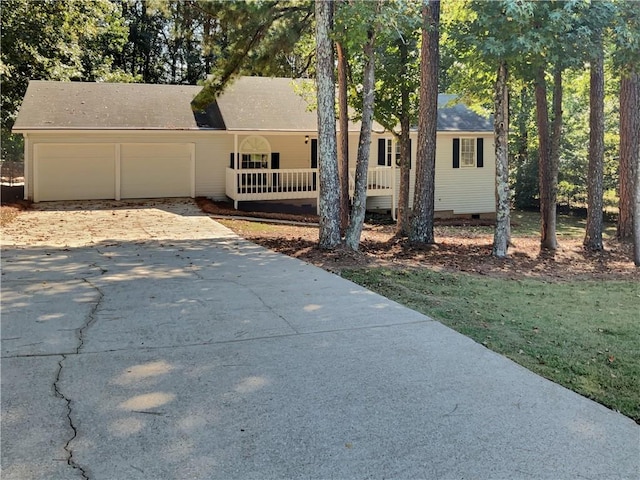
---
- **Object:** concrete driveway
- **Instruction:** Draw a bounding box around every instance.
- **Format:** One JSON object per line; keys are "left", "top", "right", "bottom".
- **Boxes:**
{"left": 2, "top": 199, "right": 638, "bottom": 479}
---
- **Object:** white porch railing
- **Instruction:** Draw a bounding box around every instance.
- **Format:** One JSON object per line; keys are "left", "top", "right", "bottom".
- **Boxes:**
{"left": 225, "top": 166, "right": 394, "bottom": 206}
{"left": 348, "top": 166, "right": 394, "bottom": 197}
{"left": 226, "top": 167, "right": 318, "bottom": 205}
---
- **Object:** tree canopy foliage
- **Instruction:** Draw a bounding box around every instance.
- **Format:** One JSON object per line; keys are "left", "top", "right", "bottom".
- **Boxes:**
{"left": 1, "top": 0, "right": 130, "bottom": 160}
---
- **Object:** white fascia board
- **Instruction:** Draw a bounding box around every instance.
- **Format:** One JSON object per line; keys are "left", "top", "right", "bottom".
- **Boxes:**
{"left": 11, "top": 128, "right": 222, "bottom": 135}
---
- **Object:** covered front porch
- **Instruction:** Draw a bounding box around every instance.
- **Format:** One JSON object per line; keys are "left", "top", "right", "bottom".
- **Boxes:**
{"left": 223, "top": 133, "right": 396, "bottom": 215}
{"left": 225, "top": 166, "right": 395, "bottom": 213}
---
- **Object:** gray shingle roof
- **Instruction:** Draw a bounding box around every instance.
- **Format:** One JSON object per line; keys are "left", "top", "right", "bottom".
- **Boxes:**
{"left": 13, "top": 77, "right": 493, "bottom": 133}
{"left": 13, "top": 81, "right": 209, "bottom": 130}
{"left": 213, "top": 77, "right": 318, "bottom": 131}
{"left": 437, "top": 94, "right": 493, "bottom": 131}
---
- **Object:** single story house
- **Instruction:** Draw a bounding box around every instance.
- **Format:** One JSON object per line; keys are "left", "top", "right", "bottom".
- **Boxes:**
{"left": 13, "top": 76, "right": 495, "bottom": 218}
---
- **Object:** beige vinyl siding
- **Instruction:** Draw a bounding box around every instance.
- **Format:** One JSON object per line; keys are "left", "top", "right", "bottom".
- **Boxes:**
{"left": 267, "top": 135, "right": 315, "bottom": 169}
{"left": 348, "top": 135, "right": 361, "bottom": 167}
{"left": 24, "top": 131, "right": 233, "bottom": 201}
{"left": 435, "top": 134, "right": 494, "bottom": 214}
{"left": 194, "top": 135, "right": 233, "bottom": 199}
{"left": 33, "top": 143, "right": 115, "bottom": 201}
{"left": 366, "top": 133, "right": 494, "bottom": 216}
{"left": 26, "top": 132, "right": 319, "bottom": 202}
{"left": 24, "top": 130, "right": 495, "bottom": 215}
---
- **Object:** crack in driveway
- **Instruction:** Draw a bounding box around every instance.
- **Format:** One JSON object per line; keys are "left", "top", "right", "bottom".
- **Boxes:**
{"left": 77, "top": 279, "right": 104, "bottom": 354}
{"left": 52, "top": 277, "right": 105, "bottom": 479}
{"left": 53, "top": 355, "right": 89, "bottom": 479}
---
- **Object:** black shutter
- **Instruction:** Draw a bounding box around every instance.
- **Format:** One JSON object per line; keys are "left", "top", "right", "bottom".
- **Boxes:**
{"left": 311, "top": 139, "right": 318, "bottom": 168}
{"left": 476, "top": 138, "right": 484, "bottom": 168}
{"left": 453, "top": 138, "right": 460, "bottom": 168}
{"left": 229, "top": 152, "right": 235, "bottom": 168}
{"left": 409, "top": 138, "right": 412, "bottom": 170}
{"left": 378, "top": 138, "right": 386, "bottom": 166}
{"left": 271, "top": 152, "right": 280, "bottom": 188}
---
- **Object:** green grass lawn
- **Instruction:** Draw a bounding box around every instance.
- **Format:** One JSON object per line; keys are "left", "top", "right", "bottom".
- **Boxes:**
{"left": 510, "top": 210, "right": 618, "bottom": 238}
{"left": 342, "top": 268, "right": 640, "bottom": 422}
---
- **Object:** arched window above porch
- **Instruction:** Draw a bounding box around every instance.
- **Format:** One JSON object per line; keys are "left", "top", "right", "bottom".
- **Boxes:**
{"left": 239, "top": 135, "right": 271, "bottom": 169}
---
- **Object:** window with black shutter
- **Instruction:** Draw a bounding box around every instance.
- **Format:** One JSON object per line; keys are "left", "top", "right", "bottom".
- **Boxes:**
{"left": 476, "top": 138, "right": 484, "bottom": 168}
{"left": 453, "top": 137, "right": 483, "bottom": 168}
{"left": 453, "top": 138, "right": 460, "bottom": 168}
{"left": 378, "top": 138, "right": 386, "bottom": 166}
{"left": 394, "top": 138, "right": 412, "bottom": 169}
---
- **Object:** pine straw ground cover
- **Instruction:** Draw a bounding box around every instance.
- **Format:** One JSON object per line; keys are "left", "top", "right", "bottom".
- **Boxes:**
{"left": 200, "top": 199, "right": 640, "bottom": 422}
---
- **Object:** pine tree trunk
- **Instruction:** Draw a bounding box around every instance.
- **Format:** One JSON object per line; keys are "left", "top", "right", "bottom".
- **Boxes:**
{"left": 336, "top": 40, "right": 350, "bottom": 235}
{"left": 345, "top": 24, "right": 377, "bottom": 251}
{"left": 618, "top": 69, "right": 639, "bottom": 241}
{"left": 409, "top": 0, "right": 440, "bottom": 245}
{"left": 627, "top": 69, "right": 640, "bottom": 266}
{"left": 315, "top": 0, "right": 341, "bottom": 249}
{"left": 535, "top": 66, "right": 557, "bottom": 251}
{"left": 396, "top": 40, "right": 411, "bottom": 236}
{"left": 493, "top": 61, "right": 510, "bottom": 258}
{"left": 634, "top": 137, "right": 640, "bottom": 266}
{"left": 396, "top": 125, "right": 411, "bottom": 236}
{"left": 584, "top": 46, "right": 605, "bottom": 251}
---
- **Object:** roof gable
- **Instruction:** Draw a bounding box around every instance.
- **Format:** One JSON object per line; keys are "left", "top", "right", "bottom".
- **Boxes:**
{"left": 212, "top": 77, "right": 318, "bottom": 131}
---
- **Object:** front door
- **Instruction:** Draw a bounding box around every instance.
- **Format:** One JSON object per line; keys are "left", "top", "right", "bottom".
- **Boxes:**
{"left": 310, "top": 138, "right": 318, "bottom": 190}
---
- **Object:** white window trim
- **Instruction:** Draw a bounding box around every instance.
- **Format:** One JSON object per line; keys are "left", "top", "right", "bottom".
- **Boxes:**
{"left": 239, "top": 135, "right": 271, "bottom": 169}
{"left": 460, "top": 137, "right": 476, "bottom": 168}
{"left": 383, "top": 138, "right": 400, "bottom": 167}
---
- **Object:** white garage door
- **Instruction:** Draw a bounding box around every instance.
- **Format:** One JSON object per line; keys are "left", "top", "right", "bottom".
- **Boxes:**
{"left": 120, "top": 144, "right": 192, "bottom": 199}
{"left": 34, "top": 144, "right": 116, "bottom": 201}
{"left": 32, "top": 142, "right": 194, "bottom": 202}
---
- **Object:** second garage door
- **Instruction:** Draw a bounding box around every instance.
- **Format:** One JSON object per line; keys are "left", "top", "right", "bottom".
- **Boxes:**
{"left": 120, "top": 143, "right": 193, "bottom": 199}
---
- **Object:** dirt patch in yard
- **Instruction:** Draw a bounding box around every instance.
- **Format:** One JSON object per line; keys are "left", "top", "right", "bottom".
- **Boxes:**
{"left": 1, "top": 184, "right": 29, "bottom": 229}
{"left": 0, "top": 198, "right": 225, "bottom": 247}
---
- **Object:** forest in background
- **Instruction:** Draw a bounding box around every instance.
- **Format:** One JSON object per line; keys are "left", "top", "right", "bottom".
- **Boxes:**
{"left": 1, "top": 0, "right": 638, "bottom": 256}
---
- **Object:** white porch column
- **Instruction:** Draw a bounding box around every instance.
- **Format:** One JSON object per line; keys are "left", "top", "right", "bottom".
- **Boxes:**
{"left": 234, "top": 133, "right": 239, "bottom": 168}
{"left": 234, "top": 133, "right": 239, "bottom": 209}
